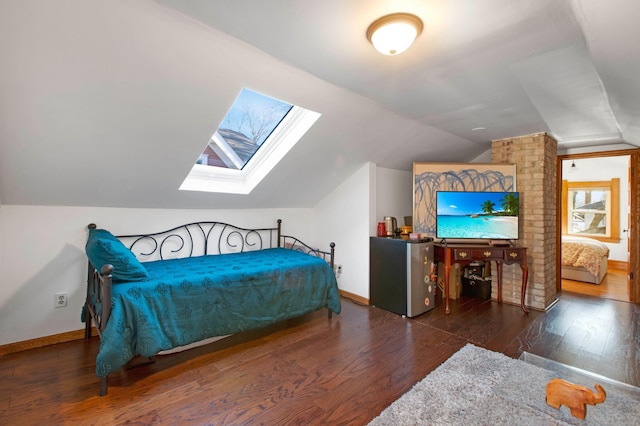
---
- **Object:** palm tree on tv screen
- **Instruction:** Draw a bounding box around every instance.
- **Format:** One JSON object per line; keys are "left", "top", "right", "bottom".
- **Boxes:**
{"left": 500, "top": 193, "right": 519, "bottom": 216}
{"left": 481, "top": 200, "right": 495, "bottom": 215}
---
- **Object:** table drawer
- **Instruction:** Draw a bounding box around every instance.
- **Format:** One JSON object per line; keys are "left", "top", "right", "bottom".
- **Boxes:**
{"left": 452, "top": 248, "right": 472, "bottom": 260}
{"left": 452, "top": 248, "right": 502, "bottom": 260}
{"left": 471, "top": 248, "right": 504, "bottom": 260}
{"left": 504, "top": 248, "right": 525, "bottom": 261}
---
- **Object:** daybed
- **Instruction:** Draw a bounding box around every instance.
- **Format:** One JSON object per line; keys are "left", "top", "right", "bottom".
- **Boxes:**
{"left": 83, "top": 219, "right": 340, "bottom": 396}
{"left": 561, "top": 236, "right": 610, "bottom": 284}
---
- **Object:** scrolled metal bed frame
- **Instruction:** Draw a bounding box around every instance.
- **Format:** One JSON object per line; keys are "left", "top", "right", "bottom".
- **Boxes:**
{"left": 84, "top": 218, "right": 335, "bottom": 396}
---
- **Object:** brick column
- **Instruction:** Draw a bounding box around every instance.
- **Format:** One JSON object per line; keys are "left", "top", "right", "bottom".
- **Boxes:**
{"left": 491, "top": 133, "right": 557, "bottom": 310}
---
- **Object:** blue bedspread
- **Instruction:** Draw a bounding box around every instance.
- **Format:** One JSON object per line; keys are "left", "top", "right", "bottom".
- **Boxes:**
{"left": 95, "top": 248, "right": 340, "bottom": 377}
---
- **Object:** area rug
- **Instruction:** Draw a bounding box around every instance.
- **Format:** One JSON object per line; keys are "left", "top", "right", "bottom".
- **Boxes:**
{"left": 368, "top": 344, "right": 640, "bottom": 425}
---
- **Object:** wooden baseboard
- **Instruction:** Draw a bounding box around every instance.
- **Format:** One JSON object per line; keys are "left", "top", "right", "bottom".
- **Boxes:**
{"left": 339, "top": 289, "right": 369, "bottom": 306}
{"left": 608, "top": 260, "right": 627, "bottom": 271}
{"left": 0, "top": 327, "right": 98, "bottom": 356}
{"left": 3, "top": 292, "right": 372, "bottom": 356}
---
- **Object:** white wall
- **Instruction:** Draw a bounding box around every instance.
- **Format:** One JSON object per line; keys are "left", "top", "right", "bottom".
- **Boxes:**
{"left": 558, "top": 143, "right": 638, "bottom": 156}
{"left": 470, "top": 149, "right": 493, "bottom": 163}
{"left": 0, "top": 206, "right": 312, "bottom": 345}
{"left": 375, "top": 167, "right": 413, "bottom": 229}
{"left": 313, "top": 163, "right": 375, "bottom": 299}
{"left": 562, "top": 156, "right": 630, "bottom": 261}
{"left": 312, "top": 164, "right": 413, "bottom": 299}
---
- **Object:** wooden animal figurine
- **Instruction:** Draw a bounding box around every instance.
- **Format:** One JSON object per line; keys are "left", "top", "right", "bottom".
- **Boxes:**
{"left": 545, "top": 378, "right": 606, "bottom": 420}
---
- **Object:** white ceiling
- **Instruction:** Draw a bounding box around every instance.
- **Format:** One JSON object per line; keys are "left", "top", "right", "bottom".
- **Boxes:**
{"left": 1, "top": 0, "right": 639, "bottom": 209}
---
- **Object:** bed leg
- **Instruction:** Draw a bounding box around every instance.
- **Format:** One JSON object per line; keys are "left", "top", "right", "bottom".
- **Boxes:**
{"left": 84, "top": 304, "right": 92, "bottom": 340}
{"left": 327, "top": 308, "right": 332, "bottom": 318}
{"left": 99, "top": 376, "right": 109, "bottom": 396}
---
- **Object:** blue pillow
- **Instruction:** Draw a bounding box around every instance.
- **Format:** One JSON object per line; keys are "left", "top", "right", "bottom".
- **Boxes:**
{"left": 85, "top": 228, "right": 149, "bottom": 282}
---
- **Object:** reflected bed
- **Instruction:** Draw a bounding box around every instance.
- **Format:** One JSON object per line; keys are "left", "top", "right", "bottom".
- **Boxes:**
{"left": 561, "top": 236, "right": 609, "bottom": 284}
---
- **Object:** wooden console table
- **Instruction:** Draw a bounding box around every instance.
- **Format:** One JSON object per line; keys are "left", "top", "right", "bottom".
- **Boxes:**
{"left": 435, "top": 245, "right": 529, "bottom": 315}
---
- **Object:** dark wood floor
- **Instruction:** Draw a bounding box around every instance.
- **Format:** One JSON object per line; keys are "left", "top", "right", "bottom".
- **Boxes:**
{"left": 1, "top": 292, "right": 638, "bottom": 425}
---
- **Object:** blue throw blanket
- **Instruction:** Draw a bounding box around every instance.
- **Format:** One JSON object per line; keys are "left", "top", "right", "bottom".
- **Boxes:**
{"left": 95, "top": 248, "right": 340, "bottom": 377}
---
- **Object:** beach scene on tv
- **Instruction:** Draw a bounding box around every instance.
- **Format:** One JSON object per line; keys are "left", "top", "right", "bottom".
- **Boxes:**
{"left": 436, "top": 191, "right": 519, "bottom": 240}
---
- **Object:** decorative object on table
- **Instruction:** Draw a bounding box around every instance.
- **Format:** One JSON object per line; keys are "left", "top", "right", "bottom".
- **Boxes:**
{"left": 545, "top": 378, "right": 606, "bottom": 420}
{"left": 404, "top": 216, "right": 412, "bottom": 227}
{"left": 400, "top": 225, "right": 412, "bottom": 240}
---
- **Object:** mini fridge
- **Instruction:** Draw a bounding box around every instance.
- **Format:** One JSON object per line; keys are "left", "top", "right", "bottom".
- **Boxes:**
{"left": 369, "top": 237, "right": 436, "bottom": 318}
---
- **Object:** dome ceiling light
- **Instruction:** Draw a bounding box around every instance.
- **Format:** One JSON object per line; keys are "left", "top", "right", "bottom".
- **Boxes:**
{"left": 366, "top": 13, "right": 424, "bottom": 56}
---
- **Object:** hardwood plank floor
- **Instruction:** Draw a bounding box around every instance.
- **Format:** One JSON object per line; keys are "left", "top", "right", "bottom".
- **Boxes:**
{"left": 561, "top": 266, "right": 629, "bottom": 302}
{"left": 1, "top": 293, "right": 638, "bottom": 425}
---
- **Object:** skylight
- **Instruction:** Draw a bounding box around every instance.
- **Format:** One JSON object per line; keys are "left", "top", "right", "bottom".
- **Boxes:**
{"left": 180, "top": 88, "right": 320, "bottom": 195}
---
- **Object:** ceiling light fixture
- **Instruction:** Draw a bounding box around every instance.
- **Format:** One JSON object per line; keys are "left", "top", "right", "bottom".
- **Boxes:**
{"left": 366, "top": 13, "right": 423, "bottom": 56}
{"left": 571, "top": 160, "right": 576, "bottom": 168}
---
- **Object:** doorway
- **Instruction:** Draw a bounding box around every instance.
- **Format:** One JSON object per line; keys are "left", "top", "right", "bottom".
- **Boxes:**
{"left": 557, "top": 150, "right": 639, "bottom": 303}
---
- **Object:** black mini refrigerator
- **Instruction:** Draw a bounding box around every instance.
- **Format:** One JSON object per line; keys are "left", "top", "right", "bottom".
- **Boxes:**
{"left": 369, "top": 237, "right": 436, "bottom": 318}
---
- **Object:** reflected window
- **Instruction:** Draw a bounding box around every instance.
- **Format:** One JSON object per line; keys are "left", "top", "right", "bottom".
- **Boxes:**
{"left": 562, "top": 179, "right": 620, "bottom": 243}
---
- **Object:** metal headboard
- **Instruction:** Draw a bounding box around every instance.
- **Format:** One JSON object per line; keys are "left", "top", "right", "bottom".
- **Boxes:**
{"left": 113, "top": 221, "right": 281, "bottom": 262}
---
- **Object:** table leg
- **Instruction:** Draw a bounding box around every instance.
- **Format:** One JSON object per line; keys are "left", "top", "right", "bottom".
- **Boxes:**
{"left": 520, "top": 264, "right": 529, "bottom": 314}
{"left": 444, "top": 263, "right": 451, "bottom": 315}
{"left": 443, "top": 248, "right": 452, "bottom": 315}
{"left": 496, "top": 262, "right": 503, "bottom": 303}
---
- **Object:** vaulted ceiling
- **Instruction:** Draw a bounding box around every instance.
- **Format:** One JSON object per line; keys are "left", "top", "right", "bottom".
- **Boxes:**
{"left": 1, "top": 0, "right": 638, "bottom": 209}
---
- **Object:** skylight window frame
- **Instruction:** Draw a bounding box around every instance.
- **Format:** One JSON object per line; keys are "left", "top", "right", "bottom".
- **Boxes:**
{"left": 208, "top": 130, "right": 246, "bottom": 170}
{"left": 180, "top": 105, "right": 320, "bottom": 195}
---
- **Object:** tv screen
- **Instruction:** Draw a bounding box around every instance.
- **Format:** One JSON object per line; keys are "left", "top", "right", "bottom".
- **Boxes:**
{"left": 436, "top": 191, "right": 519, "bottom": 240}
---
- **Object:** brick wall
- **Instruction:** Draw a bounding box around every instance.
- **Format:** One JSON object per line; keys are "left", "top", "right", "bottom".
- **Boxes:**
{"left": 491, "top": 133, "right": 558, "bottom": 310}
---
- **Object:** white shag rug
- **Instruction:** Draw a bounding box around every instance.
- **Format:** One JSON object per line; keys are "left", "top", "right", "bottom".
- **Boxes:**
{"left": 369, "top": 343, "right": 640, "bottom": 426}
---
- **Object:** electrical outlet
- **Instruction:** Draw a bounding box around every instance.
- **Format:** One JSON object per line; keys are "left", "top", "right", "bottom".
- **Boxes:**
{"left": 55, "top": 292, "right": 68, "bottom": 308}
{"left": 336, "top": 264, "right": 343, "bottom": 275}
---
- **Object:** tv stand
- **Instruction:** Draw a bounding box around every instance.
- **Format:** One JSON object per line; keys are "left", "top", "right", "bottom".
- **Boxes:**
{"left": 435, "top": 244, "right": 528, "bottom": 315}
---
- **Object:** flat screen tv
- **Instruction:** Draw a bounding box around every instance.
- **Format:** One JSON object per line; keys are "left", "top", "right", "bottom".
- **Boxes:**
{"left": 435, "top": 191, "right": 519, "bottom": 241}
